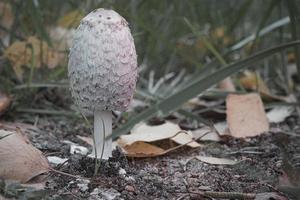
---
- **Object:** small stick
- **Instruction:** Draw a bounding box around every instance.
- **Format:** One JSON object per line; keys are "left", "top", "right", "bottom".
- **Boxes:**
{"left": 172, "top": 190, "right": 256, "bottom": 199}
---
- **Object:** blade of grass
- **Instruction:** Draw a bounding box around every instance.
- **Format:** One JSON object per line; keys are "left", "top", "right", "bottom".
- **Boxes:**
{"left": 286, "top": 0, "right": 300, "bottom": 81}
{"left": 112, "top": 40, "right": 300, "bottom": 139}
{"left": 184, "top": 18, "right": 227, "bottom": 65}
{"left": 16, "top": 108, "right": 79, "bottom": 117}
{"left": 249, "top": 0, "right": 278, "bottom": 53}
{"left": 227, "top": 0, "right": 253, "bottom": 34}
{"left": 0, "top": 133, "right": 12, "bottom": 140}
{"left": 27, "top": 0, "right": 52, "bottom": 45}
{"left": 231, "top": 16, "right": 290, "bottom": 51}
{"left": 14, "top": 83, "right": 68, "bottom": 89}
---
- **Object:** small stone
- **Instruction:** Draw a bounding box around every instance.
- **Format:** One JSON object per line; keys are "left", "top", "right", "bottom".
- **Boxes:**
{"left": 89, "top": 188, "right": 121, "bottom": 200}
{"left": 118, "top": 168, "right": 126, "bottom": 176}
{"left": 125, "top": 185, "right": 135, "bottom": 193}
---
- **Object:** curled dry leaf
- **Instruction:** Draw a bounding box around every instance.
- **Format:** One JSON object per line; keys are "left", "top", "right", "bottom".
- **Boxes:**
{"left": 117, "top": 121, "right": 201, "bottom": 157}
{"left": 0, "top": 93, "right": 11, "bottom": 115}
{"left": 240, "top": 71, "right": 270, "bottom": 96}
{"left": 192, "top": 126, "right": 220, "bottom": 142}
{"left": 123, "top": 141, "right": 165, "bottom": 157}
{"left": 0, "top": 130, "right": 49, "bottom": 183}
{"left": 4, "top": 36, "right": 64, "bottom": 80}
{"left": 226, "top": 93, "right": 269, "bottom": 138}
{"left": 76, "top": 135, "right": 94, "bottom": 146}
{"left": 118, "top": 121, "right": 200, "bottom": 148}
{"left": 218, "top": 77, "right": 236, "bottom": 92}
{"left": 213, "top": 121, "right": 230, "bottom": 136}
{"left": 196, "top": 156, "right": 238, "bottom": 165}
{"left": 267, "top": 106, "right": 294, "bottom": 123}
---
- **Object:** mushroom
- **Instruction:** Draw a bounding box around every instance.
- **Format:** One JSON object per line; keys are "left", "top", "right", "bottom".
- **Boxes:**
{"left": 68, "top": 8, "right": 138, "bottom": 159}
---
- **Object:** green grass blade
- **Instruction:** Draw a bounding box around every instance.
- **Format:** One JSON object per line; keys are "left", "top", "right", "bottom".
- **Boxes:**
{"left": 249, "top": 0, "right": 278, "bottom": 52}
{"left": 184, "top": 18, "right": 227, "bottom": 66}
{"left": 231, "top": 17, "right": 290, "bottom": 51}
{"left": 286, "top": 0, "right": 300, "bottom": 81}
{"left": 112, "top": 40, "right": 300, "bottom": 139}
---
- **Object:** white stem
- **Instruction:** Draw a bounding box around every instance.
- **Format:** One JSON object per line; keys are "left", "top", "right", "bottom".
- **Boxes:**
{"left": 90, "top": 110, "right": 112, "bottom": 159}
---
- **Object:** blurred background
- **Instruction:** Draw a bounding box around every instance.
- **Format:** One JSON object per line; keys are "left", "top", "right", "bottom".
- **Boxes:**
{"left": 0, "top": 0, "right": 299, "bottom": 128}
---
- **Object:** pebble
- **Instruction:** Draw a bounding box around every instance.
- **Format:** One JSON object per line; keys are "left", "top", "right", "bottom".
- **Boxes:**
{"left": 89, "top": 188, "right": 121, "bottom": 200}
{"left": 125, "top": 185, "right": 135, "bottom": 193}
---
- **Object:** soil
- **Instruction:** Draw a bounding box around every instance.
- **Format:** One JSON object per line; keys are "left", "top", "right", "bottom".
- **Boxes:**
{"left": 1, "top": 114, "right": 299, "bottom": 200}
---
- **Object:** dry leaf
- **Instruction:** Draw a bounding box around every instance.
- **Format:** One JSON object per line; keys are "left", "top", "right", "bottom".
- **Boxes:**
{"left": 226, "top": 93, "right": 269, "bottom": 138}
{"left": 240, "top": 71, "right": 270, "bottom": 95}
{"left": 47, "top": 156, "right": 68, "bottom": 165}
{"left": 213, "top": 121, "right": 230, "bottom": 136}
{"left": 4, "top": 36, "right": 64, "bottom": 80}
{"left": 192, "top": 126, "right": 220, "bottom": 141}
{"left": 49, "top": 27, "right": 75, "bottom": 51}
{"left": 0, "top": 2, "right": 13, "bottom": 46}
{"left": 77, "top": 135, "right": 94, "bottom": 146}
{"left": 0, "top": 93, "right": 11, "bottom": 115}
{"left": 57, "top": 10, "right": 83, "bottom": 28}
{"left": 122, "top": 141, "right": 165, "bottom": 158}
{"left": 118, "top": 121, "right": 200, "bottom": 148}
{"left": 218, "top": 77, "right": 236, "bottom": 92}
{"left": 0, "top": 130, "right": 49, "bottom": 183}
{"left": 117, "top": 121, "right": 201, "bottom": 157}
{"left": 196, "top": 156, "right": 237, "bottom": 165}
{"left": 267, "top": 106, "right": 294, "bottom": 123}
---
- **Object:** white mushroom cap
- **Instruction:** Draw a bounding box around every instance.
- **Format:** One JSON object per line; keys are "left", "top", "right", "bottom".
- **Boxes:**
{"left": 68, "top": 8, "right": 138, "bottom": 114}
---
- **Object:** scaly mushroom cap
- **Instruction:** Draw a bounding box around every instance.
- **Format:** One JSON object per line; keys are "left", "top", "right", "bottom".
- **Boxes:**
{"left": 68, "top": 8, "right": 138, "bottom": 114}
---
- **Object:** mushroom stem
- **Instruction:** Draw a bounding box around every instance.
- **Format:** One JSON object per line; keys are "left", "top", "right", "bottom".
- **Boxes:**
{"left": 91, "top": 110, "right": 112, "bottom": 159}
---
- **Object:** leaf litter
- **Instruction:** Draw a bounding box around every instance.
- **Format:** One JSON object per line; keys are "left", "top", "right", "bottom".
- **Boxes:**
{"left": 0, "top": 92, "right": 11, "bottom": 116}
{"left": 117, "top": 121, "right": 201, "bottom": 157}
{"left": 0, "top": 129, "right": 49, "bottom": 183}
{"left": 4, "top": 36, "right": 64, "bottom": 80}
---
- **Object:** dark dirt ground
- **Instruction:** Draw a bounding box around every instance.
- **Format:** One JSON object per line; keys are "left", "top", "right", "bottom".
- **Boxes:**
{"left": 1, "top": 113, "right": 299, "bottom": 200}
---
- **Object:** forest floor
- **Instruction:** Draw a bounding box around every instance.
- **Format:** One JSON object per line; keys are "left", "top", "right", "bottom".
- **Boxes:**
{"left": 1, "top": 114, "right": 299, "bottom": 200}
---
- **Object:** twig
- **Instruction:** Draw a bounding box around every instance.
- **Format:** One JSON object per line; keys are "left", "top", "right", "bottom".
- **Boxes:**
{"left": 16, "top": 108, "right": 79, "bottom": 117}
{"left": 50, "top": 168, "right": 88, "bottom": 180}
{"left": 200, "top": 191, "right": 256, "bottom": 199}
{"left": 172, "top": 190, "right": 256, "bottom": 199}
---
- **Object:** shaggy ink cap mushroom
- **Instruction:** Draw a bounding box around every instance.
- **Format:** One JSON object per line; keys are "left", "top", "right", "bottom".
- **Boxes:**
{"left": 68, "top": 8, "right": 138, "bottom": 160}
{"left": 68, "top": 8, "right": 138, "bottom": 115}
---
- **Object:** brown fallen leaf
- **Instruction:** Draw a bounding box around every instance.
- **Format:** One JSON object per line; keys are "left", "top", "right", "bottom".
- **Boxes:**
{"left": 0, "top": 130, "right": 50, "bottom": 183}
{"left": 117, "top": 121, "right": 201, "bottom": 157}
{"left": 0, "top": 93, "right": 11, "bottom": 116}
{"left": 123, "top": 141, "right": 165, "bottom": 158}
{"left": 4, "top": 36, "right": 64, "bottom": 80}
{"left": 226, "top": 93, "right": 269, "bottom": 138}
{"left": 239, "top": 70, "right": 292, "bottom": 102}
{"left": 196, "top": 156, "right": 238, "bottom": 165}
{"left": 240, "top": 71, "right": 271, "bottom": 96}
{"left": 118, "top": 121, "right": 201, "bottom": 148}
{"left": 77, "top": 135, "right": 94, "bottom": 146}
{"left": 192, "top": 126, "right": 220, "bottom": 142}
{"left": 218, "top": 77, "right": 236, "bottom": 92}
{"left": 57, "top": 10, "right": 83, "bottom": 28}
